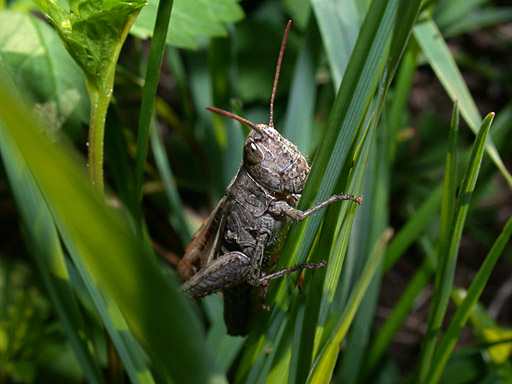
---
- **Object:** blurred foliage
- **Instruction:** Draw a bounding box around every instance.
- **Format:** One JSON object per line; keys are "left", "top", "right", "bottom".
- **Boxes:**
{"left": 0, "top": 259, "right": 82, "bottom": 383}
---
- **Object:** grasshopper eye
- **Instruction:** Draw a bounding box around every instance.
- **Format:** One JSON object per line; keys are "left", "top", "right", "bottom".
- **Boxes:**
{"left": 244, "top": 141, "right": 264, "bottom": 164}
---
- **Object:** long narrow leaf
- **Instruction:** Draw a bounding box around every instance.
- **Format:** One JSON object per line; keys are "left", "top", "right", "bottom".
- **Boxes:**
{"left": 426, "top": 214, "right": 512, "bottom": 384}
{"left": 0, "top": 77, "right": 225, "bottom": 384}
{"left": 416, "top": 112, "right": 495, "bottom": 383}
{"left": 306, "top": 228, "right": 394, "bottom": 384}
{"left": 414, "top": 20, "right": 512, "bottom": 188}
{"left": 0, "top": 61, "right": 104, "bottom": 384}
{"left": 134, "top": 0, "right": 175, "bottom": 220}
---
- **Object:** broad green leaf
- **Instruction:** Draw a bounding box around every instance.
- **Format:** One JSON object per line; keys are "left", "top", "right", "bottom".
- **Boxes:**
{"left": 34, "top": 0, "right": 147, "bottom": 189}
{"left": 0, "top": 11, "right": 89, "bottom": 134}
{"left": 0, "top": 77, "right": 226, "bottom": 384}
{"left": 131, "top": 0, "right": 244, "bottom": 49}
{"left": 34, "top": 0, "right": 145, "bottom": 92}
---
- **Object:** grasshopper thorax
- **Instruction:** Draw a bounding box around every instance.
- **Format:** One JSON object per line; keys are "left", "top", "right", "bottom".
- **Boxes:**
{"left": 243, "top": 124, "right": 309, "bottom": 194}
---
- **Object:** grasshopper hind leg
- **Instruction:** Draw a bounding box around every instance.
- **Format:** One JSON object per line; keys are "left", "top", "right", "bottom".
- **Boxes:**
{"left": 181, "top": 251, "right": 251, "bottom": 299}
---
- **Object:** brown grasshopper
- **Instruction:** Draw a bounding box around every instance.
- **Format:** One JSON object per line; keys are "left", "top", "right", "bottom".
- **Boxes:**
{"left": 177, "top": 21, "right": 362, "bottom": 336}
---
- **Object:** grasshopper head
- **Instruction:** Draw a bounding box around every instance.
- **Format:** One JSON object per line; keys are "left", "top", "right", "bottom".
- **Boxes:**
{"left": 205, "top": 106, "right": 310, "bottom": 194}
{"left": 243, "top": 124, "right": 310, "bottom": 194}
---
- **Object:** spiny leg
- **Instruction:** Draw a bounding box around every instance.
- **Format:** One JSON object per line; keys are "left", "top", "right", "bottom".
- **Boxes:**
{"left": 277, "top": 194, "right": 363, "bottom": 222}
{"left": 258, "top": 260, "right": 327, "bottom": 310}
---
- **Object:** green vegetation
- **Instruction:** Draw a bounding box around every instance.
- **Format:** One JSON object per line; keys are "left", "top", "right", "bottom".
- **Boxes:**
{"left": 0, "top": 0, "right": 511, "bottom": 383}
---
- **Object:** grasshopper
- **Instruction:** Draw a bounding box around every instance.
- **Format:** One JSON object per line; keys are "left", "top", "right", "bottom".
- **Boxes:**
{"left": 177, "top": 21, "right": 362, "bottom": 336}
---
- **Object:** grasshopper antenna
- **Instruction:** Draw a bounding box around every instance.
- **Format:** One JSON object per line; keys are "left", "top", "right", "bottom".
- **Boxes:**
{"left": 269, "top": 20, "right": 291, "bottom": 128}
{"left": 206, "top": 106, "right": 264, "bottom": 135}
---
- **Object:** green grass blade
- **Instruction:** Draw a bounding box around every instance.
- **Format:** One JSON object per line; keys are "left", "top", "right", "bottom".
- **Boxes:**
{"left": 337, "top": 137, "right": 388, "bottom": 384}
{"left": 207, "top": 33, "right": 245, "bottom": 188}
{"left": 413, "top": 19, "right": 512, "bottom": 189}
{"left": 426, "top": 214, "right": 512, "bottom": 384}
{"left": 68, "top": 257, "right": 156, "bottom": 384}
{"left": 235, "top": 2, "right": 421, "bottom": 381}
{"left": 416, "top": 112, "right": 495, "bottom": 383}
{"left": 1, "top": 76, "right": 155, "bottom": 384}
{"left": 134, "top": 0, "right": 175, "bottom": 221}
{"left": 442, "top": 7, "right": 512, "bottom": 37}
{"left": 150, "top": 117, "right": 194, "bottom": 244}
{"left": 387, "top": 40, "right": 419, "bottom": 163}
{"left": 384, "top": 184, "right": 443, "bottom": 272}
{"left": 0, "top": 77, "right": 226, "bottom": 384}
{"left": 311, "top": 0, "right": 361, "bottom": 88}
{"left": 365, "top": 236, "right": 436, "bottom": 380}
{"left": 451, "top": 290, "right": 512, "bottom": 366}
{"left": 281, "top": 0, "right": 394, "bottom": 283}
{"left": 0, "top": 61, "right": 105, "bottom": 384}
{"left": 282, "top": 15, "right": 321, "bottom": 156}
{"left": 306, "top": 228, "right": 394, "bottom": 384}
{"left": 439, "top": 100, "right": 459, "bottom": 254}
{"left": 433, "top": 0, "right": 486, "bottom": 29}
{"left": 295, "top": 112, "right": 376, "bottom": 384}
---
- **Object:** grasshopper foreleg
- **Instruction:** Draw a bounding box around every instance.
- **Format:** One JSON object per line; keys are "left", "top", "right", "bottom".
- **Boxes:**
{"left": 271, "top": 194, "right": 363, "bottom": 222}
{"left": 181, "top": 251, "right": 251, "bottom": 299}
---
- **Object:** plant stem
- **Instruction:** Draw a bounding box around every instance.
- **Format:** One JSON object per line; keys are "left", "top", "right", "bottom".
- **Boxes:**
{"left": 87, "top": 85, "right": 111, "bottom": 192}
{"left": 85, "top": 14, "right": 139, "bottom": 194}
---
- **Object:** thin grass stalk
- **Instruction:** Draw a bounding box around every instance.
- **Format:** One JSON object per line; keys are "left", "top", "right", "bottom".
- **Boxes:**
{"left": 133, "top": 0, "right": 175, "bottom": 222}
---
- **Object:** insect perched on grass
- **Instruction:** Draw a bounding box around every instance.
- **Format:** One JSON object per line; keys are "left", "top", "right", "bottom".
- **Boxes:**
{"left": 177, "top": 20, "right": 362, "bottom": 336}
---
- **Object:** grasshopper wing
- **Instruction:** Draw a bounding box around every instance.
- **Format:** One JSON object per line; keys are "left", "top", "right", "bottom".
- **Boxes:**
{"left": 177, "top": 196, "right": 233, "bottom": 281}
